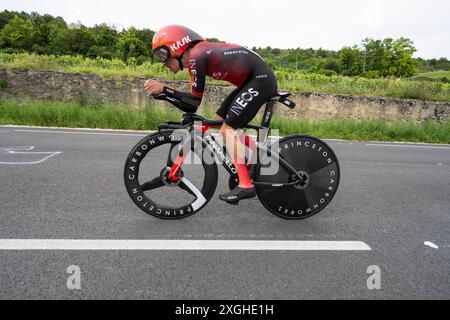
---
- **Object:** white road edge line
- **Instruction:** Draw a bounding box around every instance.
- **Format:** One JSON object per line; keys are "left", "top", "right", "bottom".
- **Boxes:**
{"left": 366, "top": 143, "right": 450, "bottom": 150}
{"left": 0, "top": 240, "right": 372, "bottom": 251}
{"left": 13, "top": 129, "right": 147, "bottom": 137}
{"left": 13, "top": 129, "right": 281, "bottom": 140}
{"left": 7, "top": 126, "right": 449, "bottom": 146}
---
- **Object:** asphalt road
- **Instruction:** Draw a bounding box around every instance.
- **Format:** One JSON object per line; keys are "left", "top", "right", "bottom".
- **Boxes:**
{"left": 0, "top": 125, "right": 449, "bottom": 300}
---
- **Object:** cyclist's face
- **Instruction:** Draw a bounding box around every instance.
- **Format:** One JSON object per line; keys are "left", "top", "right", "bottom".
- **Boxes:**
{"left": 164, "top": 58, "right": 180, "bottom": 74}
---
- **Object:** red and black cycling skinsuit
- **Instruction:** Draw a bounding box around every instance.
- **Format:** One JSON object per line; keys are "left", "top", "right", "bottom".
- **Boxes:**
{"left": 162, "top": 42, "right": 278, "bottom": 129}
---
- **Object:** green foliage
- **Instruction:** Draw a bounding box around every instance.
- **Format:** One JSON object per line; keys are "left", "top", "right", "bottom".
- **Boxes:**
{"left": 0, "top": 15, "right": 35, "bottom": 51}
{"left": 116, "top": 27, "right": 149, "bottom": 62}
{"left": 273, "top": 68, "right": 449, "bottom": 102}
{"left": 268, "top": 116, "right": 450, "bottom": 144}
{"left": 412, "top": 71, "right": 450, "bottom": 83}
{"left": 319, "top": 69, "right": 338, "bottom": 76}
{"left": 416, "top": 57, "right": 450, "bottom": 73}
{"left": 0, "top": 9, "right": 449, "bottom": 101}
{"left": 0, "top": 9, "right": 447, "bottom": 80}
{"left": 0, "top": 98, "right": 182, "bottom": 130}
{"left": 322, "top": 60, "right": 341, "bottom": 74}
{"left": 339, "top": 46, "right": 361, "bottom": 76}
{"left": 0, "top": 10, "right": 151, "bottom": 64}
{"left": 361, "top": 37, "right": 417, "bottom": 78}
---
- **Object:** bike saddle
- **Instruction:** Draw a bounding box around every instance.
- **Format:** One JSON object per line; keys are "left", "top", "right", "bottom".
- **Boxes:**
{"left": 273, "top": 92, "right": 292, "bottom": 99}
{"left": 271, "top": 92, "right": 296, "bottom": 109}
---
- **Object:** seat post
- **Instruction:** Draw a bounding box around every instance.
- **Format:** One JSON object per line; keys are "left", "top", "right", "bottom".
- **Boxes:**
{"left": 259, "top": 99, "right": 276, "bottom": 144}
{"left": 261, "top": 99, "right": 276, "bottom": 128}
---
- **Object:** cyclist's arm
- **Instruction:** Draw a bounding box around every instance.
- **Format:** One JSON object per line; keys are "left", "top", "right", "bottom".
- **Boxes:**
{"left": 162, "top": 87, "right": 202, "bottom": 109}
{"left": 159, "top": 50, "right": 207, "bottom": 112}
{"left": 187, "top": 53, "right": 206, "bottom": 100}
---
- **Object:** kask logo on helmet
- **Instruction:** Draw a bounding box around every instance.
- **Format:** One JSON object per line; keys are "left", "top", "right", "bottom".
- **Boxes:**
{"left": 170, "top": 36, "right": 192, "bottom": 53}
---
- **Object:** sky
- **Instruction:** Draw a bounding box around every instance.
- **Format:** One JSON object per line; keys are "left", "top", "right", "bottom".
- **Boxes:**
{"left": 1, "top": 0, "right": 449, "bottom": 59}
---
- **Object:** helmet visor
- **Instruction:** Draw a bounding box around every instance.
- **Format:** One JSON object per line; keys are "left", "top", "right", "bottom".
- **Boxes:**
{"left": 153, "top": 46, "right": 170, "bottom": 63}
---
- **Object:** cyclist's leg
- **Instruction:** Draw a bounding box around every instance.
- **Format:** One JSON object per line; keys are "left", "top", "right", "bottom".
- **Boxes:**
{"left": 223, "top": 84, "right": 275, "bottom": 181}
{"left": 223, "top": 71, "right": 277, "bottom": 158}
{"left": 215, "top": 87, "right": 240, "bottom": 122}
{"left": 219, "top": 71, "right": 277, "bottom": 202}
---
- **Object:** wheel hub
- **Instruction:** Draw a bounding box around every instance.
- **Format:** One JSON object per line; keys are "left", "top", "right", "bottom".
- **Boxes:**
{"left": 160, "top": 167, "right": 183, "bottom": 187}
{"left": 291, "top": 171, "right": 310, "bottom": 190}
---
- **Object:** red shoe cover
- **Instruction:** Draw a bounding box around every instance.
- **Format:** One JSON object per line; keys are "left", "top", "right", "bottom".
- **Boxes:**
{"left": 235, "top": 162, "right": 254, "bottom": 188}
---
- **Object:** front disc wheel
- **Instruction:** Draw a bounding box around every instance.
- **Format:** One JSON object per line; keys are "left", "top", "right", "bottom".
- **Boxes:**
{"left": 124, "top": 131, "right": 218, "bottom": 219}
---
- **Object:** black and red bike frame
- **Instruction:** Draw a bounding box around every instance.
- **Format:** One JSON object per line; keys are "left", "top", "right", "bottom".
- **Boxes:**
{"left": 158, "top": 98, "right": 305, "bottom": 188}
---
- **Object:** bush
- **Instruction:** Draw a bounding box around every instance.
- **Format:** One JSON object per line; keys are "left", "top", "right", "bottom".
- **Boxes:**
{"left": 363, "top": 70, "right": 380, "bottom": 79}
{"left": 322, "top": 60, "right": 341, "bottom": 74}
{"left": 319, "top": 69, "right": 338, "bottom": 76}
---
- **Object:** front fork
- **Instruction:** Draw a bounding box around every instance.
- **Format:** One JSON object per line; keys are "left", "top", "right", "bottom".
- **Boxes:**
{"left": 167, "top": 125, "right": 210, "bottom": 183}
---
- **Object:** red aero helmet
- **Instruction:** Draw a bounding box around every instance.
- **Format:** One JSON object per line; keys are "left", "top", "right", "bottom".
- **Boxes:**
{"left": 152, "top": 25, "right": 204, "bottom": 62}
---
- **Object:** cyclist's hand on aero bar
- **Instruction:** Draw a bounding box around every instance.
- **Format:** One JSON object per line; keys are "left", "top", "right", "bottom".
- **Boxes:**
{"left": 144, "top": 79, "right": 164, "bottom": 97}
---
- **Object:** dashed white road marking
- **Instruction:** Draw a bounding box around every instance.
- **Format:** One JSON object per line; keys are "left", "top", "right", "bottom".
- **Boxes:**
{"left": 0, "top": 239, "right": 372, "bottom": 251}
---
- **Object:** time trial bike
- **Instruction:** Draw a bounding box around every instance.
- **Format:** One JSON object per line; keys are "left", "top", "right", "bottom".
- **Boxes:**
{"left": 124, "top": 92, "right": 340, "bottom": 220}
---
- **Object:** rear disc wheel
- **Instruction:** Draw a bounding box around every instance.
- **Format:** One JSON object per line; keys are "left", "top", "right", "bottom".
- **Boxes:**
{"left": 255, "top": 135, "right": 340, "bottom": 220}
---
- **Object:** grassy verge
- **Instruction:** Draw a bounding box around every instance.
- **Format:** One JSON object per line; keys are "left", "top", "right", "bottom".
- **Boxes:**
{"left": 412, "top": 71, "right": 450, "bottom": 80}
{"left": 1, "top": 52, "right": 449, "bottom": 102}
{"left": 1, "top": 98, "right": 448, "bottom": 144}
{"left": 268, "top": 116, "right": 449, "bottom": 144}
{"left": 0, "top": 98, "right": 184, "bottom": 130}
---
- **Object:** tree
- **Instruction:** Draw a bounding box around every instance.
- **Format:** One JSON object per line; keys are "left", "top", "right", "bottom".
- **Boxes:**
{"left": 361, "top": 37, "right": 417, "bottom": 78}
{"left": 89, "top": 24, "right": 118, "bottom": 58}
{"left": 338, "top": 46, "right": 361, "bottom": 76}
{"left": 47, "top": 18, "right": 70, "bottom": 55}
{"left": 322, "top": 59, "right": 341, "bottom": 74}
{"left": 66, "top": 25, "right": 96, "bottom": 55}
{"left": 362, "top": 38, "right": 385, "bottom": 74}
{"left": 389, "top": 37, "right": 417, "bottom": 77}
{"left": 116, "top": 27, "right": 149, "bottom": 62}
{"left": 0, "top": 10, "right": 18, "bottom": 30}
{"left": 0, "top": 15, "right": 35, "bottom": 51}
{"left": 29, "top": 12, "right": 59, "bottom": 54}
{"left": 136, "top": 28, "right": 154, "bottom": 47}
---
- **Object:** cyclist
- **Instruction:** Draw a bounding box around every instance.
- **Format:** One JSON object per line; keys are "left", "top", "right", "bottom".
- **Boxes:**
{"left": 144, "top": 25, "right": 278, "bottom": 203}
